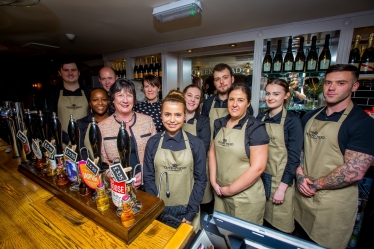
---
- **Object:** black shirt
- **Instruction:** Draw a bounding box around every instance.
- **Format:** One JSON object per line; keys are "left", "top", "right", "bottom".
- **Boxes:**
{"left": 143, "top": 130, "right": 207, "bottom": 222}
{"left": 302, "top": 103, "right": 374, "bottom": 157}
{"left": 185, "top": 112, "right": 211, "bottom": 154}
{"left": 133, "top": 101, "right": 164, "bottom": 133}
{"left": 47, "top": 83, "right": 90, "bottom": 144}
{"left": 201, "top": 94, "right": 254, "bottom": 117}
{"left": 213, "top": 113, "right": 269, "bottom": 158}
{"left": 256, "top": 110, "right": 303, "bottom": 185}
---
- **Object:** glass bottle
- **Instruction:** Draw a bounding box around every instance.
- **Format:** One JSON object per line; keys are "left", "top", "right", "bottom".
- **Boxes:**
{"left": 121, "top": 194, "right": 135, "bottom": 227}
{"left": 56, "top": 161, "right": 68, "bottom": 186}
{"left": 96, "top": 183, "right": 109, "bottom": 211}
{"left": 262, "top": 40, "right": 272, "bottom": 73}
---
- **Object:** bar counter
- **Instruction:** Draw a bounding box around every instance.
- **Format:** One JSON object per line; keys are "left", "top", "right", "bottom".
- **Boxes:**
{"left": 0, "top": 139, "right": 193, "bottom": 249}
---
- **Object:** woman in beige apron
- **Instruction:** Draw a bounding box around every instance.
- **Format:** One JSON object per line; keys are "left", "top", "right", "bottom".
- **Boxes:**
{"left": 257, "top": 79, "right": 303, "bottom": 233}
{"left": 143, "top": 90, "right": 207, "bottom": 231}
{"left": 294, "top": 101, "right": 357, "bottom": 249}
{"left": 58, "top": 89, "right": 88, "bottom": 148}
{"left": 209, "top": 83, "right": 268, "bottom": 225}
{"left": 182, "top": 85, "right": 212, "bottom": 206}
{"left": 77, "top": 88, "right": 109, "bottom": 160}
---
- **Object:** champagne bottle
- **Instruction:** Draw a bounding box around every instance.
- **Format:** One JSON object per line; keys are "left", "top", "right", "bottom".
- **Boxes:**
{"left": 154, "top": 56, "right": 159, "bottom": 77}
{"left": 306, "top": 36, "right": 318, "bottom": 72}
{"left": 360, "top": 33, "right": 374, "bottom": 74}
{"left": 272, "top": 40, "right": 283, "bottom": 73}
{"left": 158, "top": 55, "right": 162, "bottom": 78}
{"left": 318, "top": 34, "right": 331, "bottom": 71}
{"left": 115, "top": 63, "right": 120, "bottom": 78}
{"left": 360, "top": 45, "right": 366, "bottom": 58}
{"left": 89, "top": 117, "right": 103, "bottom": 171}
{"left": 138, "top": 58, "right": 144, "bottom": 79}
{"left": 295, "top": 37, "right": 306, "bottom": 72}
{"left": 149, "top": 57, "right": 155, "bottom": 75}
{"left": 349, "top": 35, "right": 361, "bottom": 69}
{"left": 143, "top": 57, "right": 149, "bottom": 77}
{"left": 283, "top": 38, "right": 294, "bottom": 72}
{"left": 122, "top": 61, "right": 126, "bottom": 79}
{"left": 133, "top": 58, "right": 139, "bottom": 79}
{"left": 262, "top": 41, "right": 272, "bottom": 73}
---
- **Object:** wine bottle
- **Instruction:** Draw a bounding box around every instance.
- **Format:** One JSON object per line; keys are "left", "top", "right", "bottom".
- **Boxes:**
{"left": 158, "top": 55, "right": 162, "bottom": 78}
{"left": 360, "top": 45, "right": 366, "bottom": 58}
{"left": 115, "top": 63, "right": 120, "bottom": 78}
{"left": 360, "top": 33, "right": 374, "bottom": 74}
{"left": 154, "top": 56, "right": 159, "bottom": 77}
{"left": 272, "top": 40, "right": 283, "bottom": 73}
{"left": 143, "top": 57, "right": 149, "bottom": 77}
{"left": 295, "top": 37, "right": 306, "bottom": 72}
{"left": 348, "top": 35, "right": 361, "bottom": 69}
{"left": 262, "top": 41, "right": 272, "bottom": 73}
{"left": 138, "top": 58, "right": 144, "bottom": 79}
{"left": 149, "top": 57, "right": 155, "bottom": 75}
{"left": 122, "top": 61, "right": 126, "bottom": 78}
{"left": 306, "top": 36, "right": 318, "bottom": 72}
{"left": 283, "top": 38, "right": 294, "bottom": 72}
{"left": 133, "top": 58, "right": 139, "bottom": 79}
{"left": 318, "top": 34, "right": 331, "bottom": 71}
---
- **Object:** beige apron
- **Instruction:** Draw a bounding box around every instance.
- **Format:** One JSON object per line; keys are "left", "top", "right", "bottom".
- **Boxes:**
{"left": 208, "top": 98, "right": 229, "bottom": 141}
{"left": 154, "top": 130, "right": 200, "bottom": 231}
{"left": 183, "top": 119, "right": 213, "bottom": 204}
{"left": 214, "top": 119, "right": 265, "bottom": 225}
{"left": 83, "top": 123, "right": 94, "bottom": 160}
{"left": 262, "top": 108, "right": 294, "bottom": 233}
{"left": 58, "top": 90, "right": 88, "bottom": 147}
{"left": 294, "top": 101, "right": 357, "bottom": 249}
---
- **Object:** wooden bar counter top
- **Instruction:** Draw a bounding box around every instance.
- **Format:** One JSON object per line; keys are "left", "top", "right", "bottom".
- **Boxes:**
{"left": 0, "top": 139, "right": 194, "bottom": 249}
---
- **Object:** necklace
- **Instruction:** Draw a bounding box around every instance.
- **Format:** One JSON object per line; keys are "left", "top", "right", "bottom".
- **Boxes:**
{"left": 114, "top": 112, "right": 135, "bottom": 124}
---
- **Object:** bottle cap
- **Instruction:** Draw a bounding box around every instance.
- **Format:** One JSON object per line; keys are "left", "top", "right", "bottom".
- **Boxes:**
{"left": 122, "top": 194, "right": 130, "bottom": 202}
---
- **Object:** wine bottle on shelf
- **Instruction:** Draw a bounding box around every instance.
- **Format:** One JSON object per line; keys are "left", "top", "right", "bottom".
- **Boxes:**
{"left": 283, "top": 38, "right": 294, "bottom": 72}
{"left": 158, "top": 55, "right": 162, "bottom": 78}
{"left": 318, "top": 34, "right": 331, "bottom": 71}
{"left": 295, "top": 37, "right": 306, "bottom": 72}
{"left": 360, "top": 45, "right": 366, "bottom": 58}
{"left": 122, "top": 61, "right": 126, "bottom": 79}
{"left": 149, "top": 57, "right": 155, "bottom": 75}
{"left": 143, "top": 57, "right": 149, "bottom": 77}
{"left": 262, "top": 41, "right": 272, "bottom": 73}
{"left": 133, "top": 58, "right": 139, "bottom": 79}
{"left": 138, "top": 58, "right": 144, "bottom": 79}
{"left": 360, "top": 33, "right": 374, "bottom": 74}
{"left": 272, "top": 40, "right": 283, "bottom": 73}
{"left": 154, "top": 56, "right": 159, "bottom": 77}
{"left": 349, "top": 35, "right": 361, "bottom": 69}
{"left": 306, "top": 36, "right": 318, "bottom": 72}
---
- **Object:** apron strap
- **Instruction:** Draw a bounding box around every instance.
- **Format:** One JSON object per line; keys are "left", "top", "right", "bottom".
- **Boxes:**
{"left": 337, "top": 101, "right": 354, "bottom": 123}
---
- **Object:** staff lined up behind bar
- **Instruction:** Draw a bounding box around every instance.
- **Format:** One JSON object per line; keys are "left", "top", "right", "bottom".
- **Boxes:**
{"left": 47, "top": 58, "right": 374, "bottom": 249}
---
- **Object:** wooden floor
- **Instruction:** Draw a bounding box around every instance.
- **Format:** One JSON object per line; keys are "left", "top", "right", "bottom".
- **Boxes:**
{"left": 0, "top": 140, "right": 192, "bottom": 249}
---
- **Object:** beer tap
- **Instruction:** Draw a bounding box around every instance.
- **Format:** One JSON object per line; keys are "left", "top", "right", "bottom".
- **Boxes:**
{"left": 50, "top": 112, "right": 63, "bottom": 155}
{"left": 67, "top": 115, "right": 79, "bottom": 152}
{"left": 11, "top": 102, "right": 28, "bottom": 162}
{"left": 1, "top": 103, "right": 20, "bottom": 158}
{"left": 89, "top": 117, "right": 102, "bottom": 170}
{"left": 35, "top": 110, "right": 48, "bottom": 171}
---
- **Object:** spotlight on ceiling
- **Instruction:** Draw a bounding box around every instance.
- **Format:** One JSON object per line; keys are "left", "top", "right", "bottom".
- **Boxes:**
{"left": 153, "top": 0, "right": 202, "bottom": 23}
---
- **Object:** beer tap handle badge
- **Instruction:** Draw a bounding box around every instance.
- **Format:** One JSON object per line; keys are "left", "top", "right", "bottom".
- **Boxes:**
{"left": 79, "top": 157, "right": 100, "bottom": 189}
{"left": 17, "top": 130, "right": 31, "bottom": 154}
{"left": 64, "top": 145, "right": 78, "bottom": 162}
{"left": 42, "top": 140, "right": 55, "bottom": 155}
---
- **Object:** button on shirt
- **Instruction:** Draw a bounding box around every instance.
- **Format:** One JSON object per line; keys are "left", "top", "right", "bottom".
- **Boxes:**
{"left": 256, "top": 110, "right": 303, "bottom": 185}
{"left": 143, "top": 130, "right": 207, "bottom": 222}
{"left": 133, "top": 101, "right": 164, "bottom": 133}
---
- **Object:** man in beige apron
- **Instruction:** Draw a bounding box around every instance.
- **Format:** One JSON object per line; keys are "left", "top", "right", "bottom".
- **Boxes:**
{"left": 262, "top": 108, "right": 294, "bottom": 233}
{"left": 54, "top": 60, "right": 88, "bottom": 147}
{"left": 154, "top": 130, "right": 204, "bottom": 231}
{"left": 294, "top": 65, "right": 374, "bottom": 249}
{"left": 183, "top": 119, "right": 212, "bottom": 205}
{"left": 214, "top": 118, "right": 265, "bottom": 225}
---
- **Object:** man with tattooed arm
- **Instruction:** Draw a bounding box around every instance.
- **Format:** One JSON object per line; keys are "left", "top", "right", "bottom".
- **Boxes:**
{"left": 294, "top": 64, "right": 374, "bottom": 249}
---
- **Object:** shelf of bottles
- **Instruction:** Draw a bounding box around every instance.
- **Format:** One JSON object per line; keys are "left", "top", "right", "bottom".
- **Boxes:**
{"left": 111, "top": 59, "right": 127, "bottom": 79}
{"left": 132, "top": 54, "right": 162, "bottom": 81}
{"left": 348, "top": 26, "right": 374, "bottom": 78}
{"left": 259, "top": 31, "right": 338, "bottom": 112}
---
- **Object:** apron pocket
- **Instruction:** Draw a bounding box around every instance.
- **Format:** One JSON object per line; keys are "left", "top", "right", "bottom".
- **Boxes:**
{"left": 157, "top": 205, "right": 187, "bottom": 229}
{"left": 261, "top": 172, "right": 272, "bottom": 199}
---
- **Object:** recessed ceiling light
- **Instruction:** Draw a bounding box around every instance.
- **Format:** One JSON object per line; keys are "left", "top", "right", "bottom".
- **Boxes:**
{"left": 187, "top": 49, "right": 193, "bottom": 52}
{"left": 230, "top": 44, "right": 237, "bottom": 47}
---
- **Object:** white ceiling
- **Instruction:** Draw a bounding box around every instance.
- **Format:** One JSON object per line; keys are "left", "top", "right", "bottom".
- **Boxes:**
{"left": 1, "top": 0, "right": 374, "bottom": 60}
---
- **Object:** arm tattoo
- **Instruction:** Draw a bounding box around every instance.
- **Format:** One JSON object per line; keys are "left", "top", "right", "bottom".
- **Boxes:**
{"left": 299, "top": 150, "right": 304, "bottom": 170}
{"left": 296, "top": 173, "right": 305, "bottom": 188}
{"left": 312, "top": 149, "right": 374, "bottom": 190}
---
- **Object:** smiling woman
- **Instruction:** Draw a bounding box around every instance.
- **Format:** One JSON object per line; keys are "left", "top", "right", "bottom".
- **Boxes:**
{"left": 143, "top": 90, "right": 207, "bottom": 231}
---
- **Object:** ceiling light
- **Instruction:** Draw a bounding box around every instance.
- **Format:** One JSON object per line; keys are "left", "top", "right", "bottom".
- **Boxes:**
{"left": 230, "top": 44, "right": 237, "bottom": 47}
{"left": 1, "top": 0, "right": 40, "bottom": 7}
{"left": 187, "top": 49, "right": 192, "bottom": 52}
{"left": 66, "top": 34, "right": 76, "bottom": 41}
{"left": 153, "top": 0, "right": 202, "bottom": 23}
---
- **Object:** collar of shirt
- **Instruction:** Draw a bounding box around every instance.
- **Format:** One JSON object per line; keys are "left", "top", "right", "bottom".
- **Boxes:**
{"left": 145, "top": 101, "right": 161, "bottom": 106}
{"left": 60, "top": 84, "right": 82, "bottom": 93}
{"left": 320, "top": 107, "right": 345, "bottom": 120}
{"left": 186, "top": 112, "right": 200, "bottom": 124}
{"left": 264, "top": 110, "right": 282, "bottom": 123}
{"left": 222, "top": 113, "right": 249, "bottom": 128}
{"left": 214, "top": 94, "right": 227, "bottom": 106}
{"left": 164, "top": 129, "right": 183, "bottom": 143}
